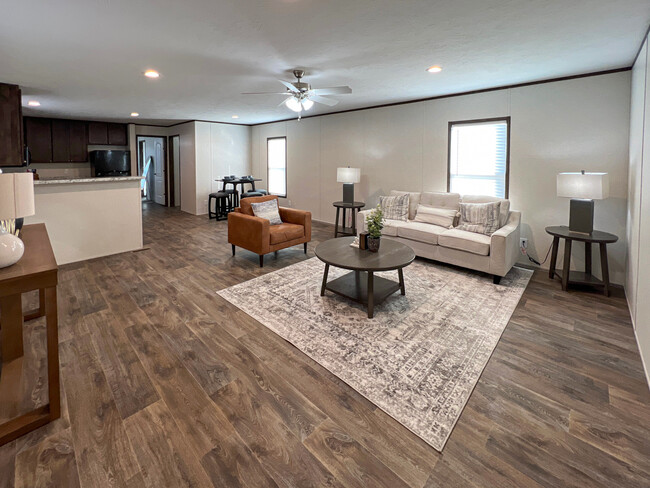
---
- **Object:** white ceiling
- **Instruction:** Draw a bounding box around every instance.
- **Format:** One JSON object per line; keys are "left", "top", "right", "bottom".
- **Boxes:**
{"left": 1, "top": 0, "right": 648, "bottom": 126}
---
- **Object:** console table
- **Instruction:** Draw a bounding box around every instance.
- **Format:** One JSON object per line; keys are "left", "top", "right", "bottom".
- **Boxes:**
{"left": 0, "top": 224, "right": 59, "bottom": 446}
{"left": 333, "top": 201, "right": 365, "bottom": 237}
{"left": 546, "top": 225, "right": 618, "bottom": 296}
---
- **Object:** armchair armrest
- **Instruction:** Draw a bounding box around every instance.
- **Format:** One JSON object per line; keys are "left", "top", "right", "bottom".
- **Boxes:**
{"left": 228, "top": 211, "right": 270, "bottom": 255}
{"left": 490, "top": 211, "right": 521, "bottom": 277}
{"left": 279, "top": 207, "right": 312, "bottom": 241}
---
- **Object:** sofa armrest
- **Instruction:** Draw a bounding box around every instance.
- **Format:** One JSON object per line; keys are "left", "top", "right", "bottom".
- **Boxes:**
{"left": 490, "top": 211, "right": 521, "bottom": 277}
{"left": 356, "top": 209, "right": 373, "bottom": 235}
{"left": 228, "top": 212, "right": 270, "bottom": 255}
{"left": 279, "top": 207, "right": 312, "bottom": 241}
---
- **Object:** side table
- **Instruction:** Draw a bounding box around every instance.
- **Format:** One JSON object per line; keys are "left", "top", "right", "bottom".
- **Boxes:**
{"left": 0, "top": 224, "right": 59, "bottom": 446}
{"left": 546, "top": 225, "right": 618, "bottom": 296}
{"left": 333, "top": 201, "right": 365, "bottom": 237}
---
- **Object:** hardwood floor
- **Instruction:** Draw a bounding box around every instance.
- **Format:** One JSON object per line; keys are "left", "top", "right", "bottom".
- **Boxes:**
{"left": 1, "top": 202, "right": 649, "bottom": 488}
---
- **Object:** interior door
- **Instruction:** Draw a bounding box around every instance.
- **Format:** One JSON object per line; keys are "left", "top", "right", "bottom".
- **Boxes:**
{"left": 153, "top": 140, "right": 165, "bottom": 205}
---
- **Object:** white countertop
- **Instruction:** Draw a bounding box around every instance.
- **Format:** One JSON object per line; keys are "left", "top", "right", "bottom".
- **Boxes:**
{"left": 34, "top": 176, "right": 143, "bottom": 185}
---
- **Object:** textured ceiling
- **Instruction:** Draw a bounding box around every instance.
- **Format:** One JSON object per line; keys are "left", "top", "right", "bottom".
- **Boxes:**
{"left": 1, "top": 0, "right": 648, "bottom": 125}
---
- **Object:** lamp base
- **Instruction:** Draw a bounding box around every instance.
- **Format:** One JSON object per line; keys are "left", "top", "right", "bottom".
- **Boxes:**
{"left": 0, "top": 231, "right": 25, "bottom": 268}
{"left": 569, "top": 198, "right": 594, "bottom": 234}
{"left": 342, "top": 183, "right": 355, "bottom": 205}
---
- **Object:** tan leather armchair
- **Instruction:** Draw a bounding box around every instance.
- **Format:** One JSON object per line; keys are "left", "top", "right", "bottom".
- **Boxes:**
{"left": 228, "top": 195, "right": 312, "bottom": 267}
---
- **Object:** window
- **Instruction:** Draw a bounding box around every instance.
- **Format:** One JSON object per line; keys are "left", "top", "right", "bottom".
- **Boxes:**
{"left": 267, "top": 137, "right": 287, "bottom": 197}
{"left": 448, "top": 118, "right": 510, "bottom": 198}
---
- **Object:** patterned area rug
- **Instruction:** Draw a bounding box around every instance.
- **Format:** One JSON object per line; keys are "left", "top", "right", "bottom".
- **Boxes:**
{"left": 218, "top": 257, "right": 532, "bottom": 450}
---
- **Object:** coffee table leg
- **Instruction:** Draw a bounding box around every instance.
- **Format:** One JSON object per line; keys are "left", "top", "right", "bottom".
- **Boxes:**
{"left": 320, "top": 264, "right": 330, "bottom": 296}
{"left": 562, "top": 239, "right": 572, "bottom": 291}
{"left": 367, "top": 271, "right": 374, "bottom": 319}
{"left": 398, "top": 268, "right": 405, "bottom": 295}
{"left": 549, "top": 236, "right": 560, "bottom": 279}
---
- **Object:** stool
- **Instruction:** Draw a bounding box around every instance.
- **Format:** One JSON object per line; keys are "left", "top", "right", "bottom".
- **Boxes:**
{"left": 208, "top": 192, "right": 231, "bottom": 220}
{"left": 241, "top": 191, "right": 263, "bottom": 199}
{"left": 255, "top": 189, "right": 269, "bottom": 195}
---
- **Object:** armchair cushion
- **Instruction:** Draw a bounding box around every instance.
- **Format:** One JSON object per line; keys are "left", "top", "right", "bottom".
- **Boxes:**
{"left": 269, "top": 223, "right": 304, "bottom": 245}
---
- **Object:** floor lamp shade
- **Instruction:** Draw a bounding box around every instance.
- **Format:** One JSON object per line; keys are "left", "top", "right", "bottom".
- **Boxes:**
{"left": 557, "top": 172, "right": 609, "bottom": 234}
{"left": 0, "top": 173, "right": 35, "bottom": 268}
{"left": 337, "top": 167, "right": 361, "bottom": 205}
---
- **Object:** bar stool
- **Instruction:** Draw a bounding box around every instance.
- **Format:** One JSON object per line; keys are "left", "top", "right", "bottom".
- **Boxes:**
{"left": 241, "top": 191, "right": 263, "bottom": 199}
{"left": 222, "top": 177, "right": 239, "bottom": 208}
{"left": 208, "top": 192, "right": 230, "bottom": 220}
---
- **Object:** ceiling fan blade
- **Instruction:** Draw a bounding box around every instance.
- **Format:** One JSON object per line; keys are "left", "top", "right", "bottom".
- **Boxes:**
{"left": 310, "top": 86, "right": 352, "bottom": 95}
{"left": 278, "top": 80, "right": 299, "bottom": 92}
{"left": 309, "top": 95, "right": 339, "bottom": 107}
{"left": 242, "top": 92, "right": 292, "bottom": 95}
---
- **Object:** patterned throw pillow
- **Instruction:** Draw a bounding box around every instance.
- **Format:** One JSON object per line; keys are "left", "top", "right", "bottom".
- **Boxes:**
{"left": 250, "top": 199, "right": 283, "bottom": 225}
{"left": 379, "top": 194, "right": 409, "bottom": 221}
{"left": 413, "top": 205, "right": 457, "bottom": 228}
{"left": 457, "top": 202, "right": 501, "bottom": 235}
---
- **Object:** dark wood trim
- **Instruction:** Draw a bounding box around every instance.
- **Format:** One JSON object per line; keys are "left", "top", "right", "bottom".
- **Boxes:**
{"left": 252, "top": 67, "right": 631, "bottom": 127}
{"left": 446, "top": 116, "right": 511, "bottom": 199}
{"left": 267, "top": 136, "right": 287, "bottom": 198}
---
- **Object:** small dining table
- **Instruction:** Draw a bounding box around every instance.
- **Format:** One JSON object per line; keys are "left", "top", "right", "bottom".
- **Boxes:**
{"left": 216, "top": 177, "right": 263, "bottom": 195}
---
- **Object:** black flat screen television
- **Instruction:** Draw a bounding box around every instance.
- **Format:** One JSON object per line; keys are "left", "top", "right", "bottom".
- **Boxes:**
{"left": 90, "top": 150, "right": 131, "bottom": 177}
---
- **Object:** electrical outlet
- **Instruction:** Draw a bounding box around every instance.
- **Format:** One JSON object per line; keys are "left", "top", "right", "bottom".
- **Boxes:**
{"left": 520, "top": 238, "right": 528, "bottom": 251}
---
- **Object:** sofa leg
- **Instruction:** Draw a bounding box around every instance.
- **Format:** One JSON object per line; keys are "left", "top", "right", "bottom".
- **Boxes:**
{"left": 304, "top": 242, "right": 307, "bottom": 254}
{"left": 493, "top": 275, "right": 502, "bottom": 284}
{"left": 259, "top": 255, "right": 264, "bottom": 267}
{"left": 231, "top": 244, "right": 235, "bottom": 256}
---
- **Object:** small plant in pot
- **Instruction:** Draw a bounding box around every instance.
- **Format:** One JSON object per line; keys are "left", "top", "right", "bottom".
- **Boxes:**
{"left": 365, "top": 205, "right": 384, "bottom": 252}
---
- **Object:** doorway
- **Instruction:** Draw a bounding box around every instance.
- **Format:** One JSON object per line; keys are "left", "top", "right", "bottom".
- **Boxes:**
{"left": 169, "top": 135, "right": 181, "bottom": 207}
{"left": 137, "top": 136, "right": 167, "bottom": 206}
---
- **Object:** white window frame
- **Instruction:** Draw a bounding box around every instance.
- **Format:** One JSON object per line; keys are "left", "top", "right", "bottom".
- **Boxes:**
{"left": 447, "top": 117, "right": 510, "bottom": 199}
{"left": 267, "top": 136, "right": 287, "bottom": 198}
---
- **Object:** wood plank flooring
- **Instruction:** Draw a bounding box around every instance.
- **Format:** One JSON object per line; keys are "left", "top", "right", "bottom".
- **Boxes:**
{"left": 1, "top": 202, "right": 649, "bottom": 488}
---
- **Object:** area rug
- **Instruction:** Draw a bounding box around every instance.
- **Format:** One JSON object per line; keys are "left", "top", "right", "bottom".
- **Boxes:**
{"left": 217, "top": 257, "right": 532, "bottom": 450}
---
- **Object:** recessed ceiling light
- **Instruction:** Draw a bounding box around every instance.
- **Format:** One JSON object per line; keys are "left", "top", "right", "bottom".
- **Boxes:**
{"left": 232, "top": 115, "right": 239, "bottom": 119}
{"left": 426, "top": 65, "right": 443, "bottom": 73}
{"left": 144, "top": 70, "right": 160, "bottom": 78}
{"left": 27, "top": 100, "right": 41, "bottom": 107}
{"left": 131, "top": 112, "right": 140, "bottom": 117}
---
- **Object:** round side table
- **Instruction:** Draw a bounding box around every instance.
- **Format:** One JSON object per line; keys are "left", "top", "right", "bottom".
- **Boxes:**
{"left": 546, "top": 226, "right": 618, "bottom": 296}
{"left": 333, "top": 201, "right": 365, "bottom": 237}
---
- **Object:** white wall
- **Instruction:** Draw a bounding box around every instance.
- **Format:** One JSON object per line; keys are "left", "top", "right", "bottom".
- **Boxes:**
{"left": 251, "top": 71, "right": 631, "bottom": 284}
{"left": 627, "top": 33, "right": 650, "bottom": 385}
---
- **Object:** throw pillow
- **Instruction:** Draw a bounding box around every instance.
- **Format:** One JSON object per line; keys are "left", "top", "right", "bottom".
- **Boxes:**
{"left": 250, "top": 199, "right": 282, "bottom": 225}
{"left": 379, "top": 194, "right": 409, "bottom": 221}
{"left": 413, "top": 205, "right": 457, "bottom": 228}
{"left": 457, "top": 201, "right": 501, "bottom": 235}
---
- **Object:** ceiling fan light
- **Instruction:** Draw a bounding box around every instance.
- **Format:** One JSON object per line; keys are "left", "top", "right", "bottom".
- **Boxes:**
{"left": 285, "top": 97, "right": 302, "bottom": 112}
{"left": 301, "top": 99, "right": 314, "bottom": 110}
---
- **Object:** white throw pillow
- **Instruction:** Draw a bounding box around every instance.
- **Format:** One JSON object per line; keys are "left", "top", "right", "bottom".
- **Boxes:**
{"left": 413, "top": 205, "right": 456, "bottom": 228}
{"left": 250, "top": 199, "right": 283, "bottom": 225}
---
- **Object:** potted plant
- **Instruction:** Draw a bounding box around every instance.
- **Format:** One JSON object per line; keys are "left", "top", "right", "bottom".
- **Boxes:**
{"left": 365, "top": 204, "right": 384, "bottom": 252}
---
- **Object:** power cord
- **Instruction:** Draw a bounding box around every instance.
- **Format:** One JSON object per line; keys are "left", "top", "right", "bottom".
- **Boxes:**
{"left": 521, "top": 241, "right": 553, "bottom": 267}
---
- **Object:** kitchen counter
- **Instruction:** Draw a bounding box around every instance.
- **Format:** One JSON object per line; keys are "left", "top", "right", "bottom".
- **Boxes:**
{"left": 25, "top": 177, "right": 143, "bottom": 264}
{"left": 34, "top": 176, "right": 143, "bottom": 185}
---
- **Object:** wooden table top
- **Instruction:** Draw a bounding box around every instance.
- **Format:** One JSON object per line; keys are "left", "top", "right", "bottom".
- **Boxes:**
{"left": 315, "top": 236, "right": 415, "bottom": 272}
{"left": 545, "top": 225, "right": 618, "bottom": 243}
{"left": 0, "top": 224, "right": 57, "bottom": 294}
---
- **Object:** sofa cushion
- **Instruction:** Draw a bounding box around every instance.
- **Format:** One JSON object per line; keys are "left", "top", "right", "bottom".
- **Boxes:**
{"left": 390, "top": 190, "right": 421, "bottom": 220}
{"left": 397, "top": 222, "right": 448, "bottom": 245}
{"left": 420, "top": 192, "right": 461, "bottom": 210}
{"left": 381, "top": 219, "right": 410, "bottom": 236}
{"left": 457, "top": 201, "right": 502, "bottom": 236}
{"left": 460, "top": 195, "right": 510, "bottom": 228}
{"left": 413, "top": 205, "right": 456, "bottom": 228}
{"left": 380, "top": 194, "right": 409, "bottom": 221}
{"left": 269, "top": 223, "right": 304, "bottom": 244}
{"left": 438, "top": 228, "right": 491, "bottom": 256}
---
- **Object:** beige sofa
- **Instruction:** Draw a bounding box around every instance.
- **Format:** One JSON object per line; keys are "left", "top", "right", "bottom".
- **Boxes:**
{"left": 357, "top": 191, "right": 521, "bottom": 283}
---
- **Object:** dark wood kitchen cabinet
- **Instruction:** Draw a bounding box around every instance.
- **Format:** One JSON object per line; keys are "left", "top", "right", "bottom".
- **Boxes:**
{"left": 68, "top": 120, "right": 88, "bottom": 161}
{"left": 24, "top": 117, "right": 53, "bottom": 163}
{"left": 0, "top": 83, "right": 24, "bottom": 167}
{"left": 88, "top": 122, "right": 127, "bottom": 146}
{"left": 51, "top": 119, "right": 87, "bottom": 162}
{"left": 51, "top": 119, "right": 70, "bottom": 162}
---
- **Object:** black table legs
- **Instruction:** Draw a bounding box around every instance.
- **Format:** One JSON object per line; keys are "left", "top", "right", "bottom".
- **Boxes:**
{"left": 320, "top": 264, "right": 330, "bottom": 296}
{"left": 600, "top": 242, "right": 610, "bottom": 297}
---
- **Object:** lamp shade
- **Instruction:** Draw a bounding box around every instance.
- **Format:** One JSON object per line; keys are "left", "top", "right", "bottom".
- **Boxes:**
{"left": 337, "top": 167, "right": 360, "bottom": 184}
{"left": 0, "top": 173, "right": 35, "bottom": 219}
{"left": 557, "top": 172, "right": 609, "bottom": 200}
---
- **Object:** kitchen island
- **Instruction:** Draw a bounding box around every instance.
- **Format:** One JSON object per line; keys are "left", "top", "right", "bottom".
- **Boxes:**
{"left": 25, "top": 176, "right": 143, "bottom": 264}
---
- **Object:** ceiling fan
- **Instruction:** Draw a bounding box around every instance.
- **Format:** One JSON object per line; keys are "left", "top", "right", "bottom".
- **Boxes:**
{"left": 243, "top": 69, "right": 352, "bottom": 115}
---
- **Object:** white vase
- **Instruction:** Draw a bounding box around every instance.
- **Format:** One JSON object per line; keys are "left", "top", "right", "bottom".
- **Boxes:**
{"left": 0, "top": 230, "right": 24, "bottom": 268}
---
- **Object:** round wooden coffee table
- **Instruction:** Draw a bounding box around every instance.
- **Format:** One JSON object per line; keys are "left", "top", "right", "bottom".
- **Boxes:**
{"left": 315, "top": 237, "right": 415, "bottom": 318}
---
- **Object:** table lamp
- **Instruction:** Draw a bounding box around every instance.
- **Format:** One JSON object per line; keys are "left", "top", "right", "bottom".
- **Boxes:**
{"left": 337, "top": 166, "right": 361, "bottom": 205}
{"left": 557, "top": 170, "right": 609, "bottom": 234}
{"left": 0, "top": 173, "right": 35, "bottom": 268}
